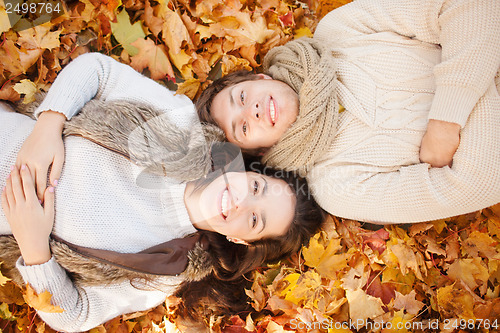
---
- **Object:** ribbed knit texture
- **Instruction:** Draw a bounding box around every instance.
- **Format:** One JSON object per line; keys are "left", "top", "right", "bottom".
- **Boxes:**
{"left": 306, "top": 0, "right": 500, "bottom": 223}
{"left": 262, "top": 38, "right": 339, "bottom": 175}
{"left": 0, "top": 53, "right": 198, "bottom": 332}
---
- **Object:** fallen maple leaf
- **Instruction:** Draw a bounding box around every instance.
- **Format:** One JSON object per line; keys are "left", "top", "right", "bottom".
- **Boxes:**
{"left": 393, "top": 290, "right": 425, "bottom": 315}
{"left": 130, "top": 38, "right": 174, "bottom": 80}
{"left": 13, "top": 79, "right": 37, "bottom": 103}
{"left": 0, "top": 263, "right": 11, "bottom": 286}
{"left": 345, "top": 288, "right": 384, "bottom": 323}
{"left": 110, "top": 9, "right": 146, "bottom": 56}
{"left": 23, "top": 284, "right": 63, "bottom": 313}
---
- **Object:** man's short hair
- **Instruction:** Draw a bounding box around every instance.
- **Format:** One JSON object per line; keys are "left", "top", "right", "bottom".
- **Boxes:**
{"left": 195, "top": 70, "right": 261, "bottom": 125}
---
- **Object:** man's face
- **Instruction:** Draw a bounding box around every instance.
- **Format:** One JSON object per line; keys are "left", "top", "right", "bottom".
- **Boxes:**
{"left": 210, "top": 75, "right": 299, "bottom": 150}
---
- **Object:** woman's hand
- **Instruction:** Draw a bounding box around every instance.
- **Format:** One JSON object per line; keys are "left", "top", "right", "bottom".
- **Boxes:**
{"left": 16, "top": 111, "right": 66, "bottom": 202}
{"left": 419, "top": 119, "right": 461, "bottom": 168}
{"left": 1, "top": 165, "right": 55, "bottom": 265}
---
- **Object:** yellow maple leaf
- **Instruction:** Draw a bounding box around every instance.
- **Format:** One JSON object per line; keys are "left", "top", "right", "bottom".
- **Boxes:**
{"left": 293, "top": 27, "right": 313, "bottom": 39}
{"left": 130, "top": 38, "right": 175, "bottom": 80}
{"left": 176, "top": 78, "right": 201, "bottom": 100}
{"left": 13, "top": 79, "right": 37, "bottom": 104}
{"left": 436, "top": 283, "right": 475, "bottom": 319}
{"left": 23, "top": 284, "right": 64, "bottom": 313}
{"left": 463, "top": 231, "right": 499, "bottom": 258}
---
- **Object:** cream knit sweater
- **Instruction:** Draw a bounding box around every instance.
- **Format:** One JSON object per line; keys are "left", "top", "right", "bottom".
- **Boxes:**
{"left": 307, "top": 0, "right": 500, "bottom": 223}
{"left": 0, "top": 54, "right": 199, "bottom": 332}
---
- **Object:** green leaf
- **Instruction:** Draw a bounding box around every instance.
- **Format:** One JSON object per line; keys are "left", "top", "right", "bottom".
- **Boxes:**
{"left": 110, "top": 9, "right": 146, "bottom": 56}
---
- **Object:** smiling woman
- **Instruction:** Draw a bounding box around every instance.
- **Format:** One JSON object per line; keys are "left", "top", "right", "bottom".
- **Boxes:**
{"left": 0, "top": 53, "right": 325, "bottom": 332}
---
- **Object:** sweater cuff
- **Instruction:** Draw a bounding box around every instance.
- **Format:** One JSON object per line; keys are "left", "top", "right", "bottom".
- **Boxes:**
{"left": 428, "top": 85, "right": 481, "bottom": 128}
{"left": 16, "top": 256, "right": 69, "bottom": 294}
{"left": 34, "top": 89, "right": 81, "bottom": 120}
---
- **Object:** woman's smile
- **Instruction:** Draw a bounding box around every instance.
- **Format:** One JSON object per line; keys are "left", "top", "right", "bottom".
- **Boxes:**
{"left": 184, "top": 171, "right": 295, "bottom": 243}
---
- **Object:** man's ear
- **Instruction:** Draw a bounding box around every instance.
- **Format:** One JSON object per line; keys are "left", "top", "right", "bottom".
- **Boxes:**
{"left": 226, "top": 237, "right": 250, "bottom": 246}
{"left": 257, "top": 73, "right": 272, "bottom": 80}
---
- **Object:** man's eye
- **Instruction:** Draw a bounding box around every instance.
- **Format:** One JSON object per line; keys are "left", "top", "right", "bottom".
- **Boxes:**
{"left": 242, "top": 122, "right": 247, "bottom": 135}
{"left": 240, "top": 91, "right": 245, "bottom": 104}
{"left": 253, "top": 180, "right": 259, "bottom": 194}
{"left": 252, "top": 213, "right": 257, "bottom": 228}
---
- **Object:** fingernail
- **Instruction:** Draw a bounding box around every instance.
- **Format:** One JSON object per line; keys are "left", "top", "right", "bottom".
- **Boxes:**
{"left": 10, "top": 165, "right": 14, "bottom": 171}
{"left": 6, "top": 174, "right": 10, "bottom": 179}
{"left": 21, "top": 164, "right": 26, "bottom": 170}
{"left": 39, "top": 199, "right": 42, "bottom": 204}
{"left": 53, "top": 179, "right": 58, "bottom": 186}
{"left": 48, "top": 187, "right": 54, "bottom": 193}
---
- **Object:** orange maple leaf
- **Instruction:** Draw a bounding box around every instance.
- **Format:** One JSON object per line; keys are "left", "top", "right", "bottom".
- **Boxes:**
{"left": 130, "top": 38, "right": 175, "bottom": 81}
{"left": 23, "top": 284, "right": 64, "bottom": 313}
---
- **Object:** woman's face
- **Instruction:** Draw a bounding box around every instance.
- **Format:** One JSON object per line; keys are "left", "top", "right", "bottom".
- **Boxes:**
{"left": 210, "top": 75, "right": 299, "bottom": 150}
{"left": 185, "top": 172, "right": 296, "bottom": 243}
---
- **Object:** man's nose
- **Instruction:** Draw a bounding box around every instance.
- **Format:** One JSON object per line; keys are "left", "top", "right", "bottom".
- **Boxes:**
{"left": 243, "top": 103, "right": 261, "bottom": 122}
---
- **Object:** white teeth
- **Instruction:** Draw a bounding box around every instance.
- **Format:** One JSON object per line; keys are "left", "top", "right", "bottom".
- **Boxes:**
{"left": 221, "top": 189, "right": 229, "bottom": 218}
{"left": 270, "top": 100, "right": 276, "bottom": 124}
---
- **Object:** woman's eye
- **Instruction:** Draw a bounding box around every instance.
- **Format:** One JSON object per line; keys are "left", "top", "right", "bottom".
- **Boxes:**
{"left": 252, "top": 213, "right": 257, "bottom": 228}
{"left": 240, "top": 91, "right": 245, "bottom": 104}
{"left": 253, "top": 180, "right": 259, "bottom": 194}
{"left": 242, "top": 122, "right": 247, "bottom": 135}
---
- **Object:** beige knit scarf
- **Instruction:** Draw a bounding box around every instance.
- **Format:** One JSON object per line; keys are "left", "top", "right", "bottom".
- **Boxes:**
{"left": 262, "top": 37, "right": 339, "bottom": 176}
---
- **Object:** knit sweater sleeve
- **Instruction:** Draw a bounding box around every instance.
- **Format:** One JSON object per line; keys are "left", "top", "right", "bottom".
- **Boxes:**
{"left": 308, "top": 116, "right": 500, "bottom": 224}
{"left": 314, "top": 0, "right": 500, "bottom": 127}
{"left": 34, "top": 52, "right": 194, "bottom": 123}
{"left": 15, "top": 256, "right": 180, "bottom": 332}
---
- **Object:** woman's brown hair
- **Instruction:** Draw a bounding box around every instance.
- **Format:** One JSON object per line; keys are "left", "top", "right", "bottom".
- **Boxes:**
{"left": 175, "top": 158, "right": 326, "bottom": 325}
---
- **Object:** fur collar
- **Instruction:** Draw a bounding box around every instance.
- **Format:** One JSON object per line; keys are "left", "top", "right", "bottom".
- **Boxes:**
{"left": 2, "top": 94, "right": 225, "bottom": 286}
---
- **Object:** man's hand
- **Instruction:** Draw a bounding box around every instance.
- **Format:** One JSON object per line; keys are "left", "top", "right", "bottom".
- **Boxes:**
{"left": 419, "top": 119, "right": 461, "bottom": 168}
{"left": 16, "top": 111, "right": 65, "bottom": 202}
{"left": 1, "top": 165, "right": 54, "bottom": 265}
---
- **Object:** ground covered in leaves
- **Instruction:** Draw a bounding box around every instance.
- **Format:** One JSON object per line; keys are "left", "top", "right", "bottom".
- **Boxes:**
{"left": 1, "top": 0, "right": 499, "bottom": 332}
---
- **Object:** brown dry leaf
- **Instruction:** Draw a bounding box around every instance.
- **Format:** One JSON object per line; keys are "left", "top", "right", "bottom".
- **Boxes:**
{"left": 245, "top": 272, "right": 267, "bottom": 311}
{"left": 130, "top": 38, "right": 175, "bottom": 80}
{"left": 159, "top": 7, "right": 193, "bottom": 55}
{"left": 17, "top": 24, "right": 62, "bottom": 50}
{"left": 446, "top": 258, "right": 489, "bottom": 291}
{"left": 23, "top": 284, "right": 64, "bottom": 314}
{"left": 393, "top": 290, "right": 425, "bottom": 315}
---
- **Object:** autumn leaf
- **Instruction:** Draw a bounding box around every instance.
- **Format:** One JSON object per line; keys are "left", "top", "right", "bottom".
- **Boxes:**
{"left": 130, "top": 38, "right": 174, "bottom": 80}
{"left": 393, "top": 290, "right": 425, "bottom": 315}
{"left": 0, "top": 5, "right": 11, "bottom": 34}
{"left": 446, "top": 258, "right": 489, "bottom": 291}
{"left": 0, "top": 263, "right": 11, "bottom": 286}
{"left": 13, "top": 79, "right": 37, "bottom": 103}
{"left": 345, "top": 288, "right": 384, "bottom": 323}
{"left": 436, "top": 283, "right": 475, "bottom": 319}
{"left": 17, "top": 24, "right": 62, "bottom": 50}
{"left": 23, "top": 284, "right": 64, "bottom": 313}
{"left": 110, "top": 9, "right": 146, "bottom": 56}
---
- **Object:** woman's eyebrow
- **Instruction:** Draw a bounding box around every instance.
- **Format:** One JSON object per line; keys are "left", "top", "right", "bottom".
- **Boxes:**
{"left": 258, "top": 176, "right": 268, "bottom": 234}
